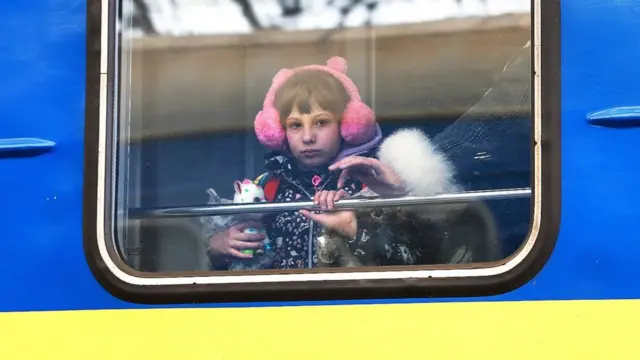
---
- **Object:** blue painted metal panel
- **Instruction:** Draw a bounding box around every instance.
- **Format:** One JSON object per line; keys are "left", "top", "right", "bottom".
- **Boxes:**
{"left": 538, "top": 0, "right": 640, "bottom": 300}
{"left": 0, "top": 0, "right": 639, "bottom": 313}
{"left": 0, "top": 0, "right": 116, "bottom": 312}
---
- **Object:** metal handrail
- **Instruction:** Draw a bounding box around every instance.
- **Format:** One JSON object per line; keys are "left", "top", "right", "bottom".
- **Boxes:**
{"left": 127, "top": 188, "right": 531, "bottom": 219}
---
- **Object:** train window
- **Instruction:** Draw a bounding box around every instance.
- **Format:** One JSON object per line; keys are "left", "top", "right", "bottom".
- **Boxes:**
{"left": 85, "top": 0, "right": 560, "bottom": 303}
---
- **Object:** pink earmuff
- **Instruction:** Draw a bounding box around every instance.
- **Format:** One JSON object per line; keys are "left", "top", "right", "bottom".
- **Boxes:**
{"left": 254, "top": 56, "right": 376, "bottom": 150}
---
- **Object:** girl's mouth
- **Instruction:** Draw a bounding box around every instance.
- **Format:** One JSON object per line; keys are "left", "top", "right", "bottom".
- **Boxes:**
{"left": 301, "top": 149, "right": 321, "bottom": 156}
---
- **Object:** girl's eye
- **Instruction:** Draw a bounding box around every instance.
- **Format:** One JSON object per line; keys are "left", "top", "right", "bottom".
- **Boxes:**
{"left": 288, "top": 123, "right": 301, "bottom": 129}
{"left": 316, "top": 119, "right": 329, "bottom": 126}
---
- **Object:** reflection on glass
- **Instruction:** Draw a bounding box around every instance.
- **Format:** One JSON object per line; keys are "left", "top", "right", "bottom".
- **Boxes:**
{"left": 114, "top": 0, "right": 532, "bottom": 273}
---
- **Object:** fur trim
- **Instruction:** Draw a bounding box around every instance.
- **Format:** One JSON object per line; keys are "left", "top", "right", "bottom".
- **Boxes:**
{"left": 377, "top": 128, "right": 460, "bottom": 196}
{"left": 372, "top": 128, "right": 464, "bottom": 221}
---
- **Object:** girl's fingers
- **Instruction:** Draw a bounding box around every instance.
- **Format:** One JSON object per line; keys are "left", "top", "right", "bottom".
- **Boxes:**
{"left": 232, "top": 221, "right": 263, "bottom": 233}
{"left": 332, "top": 157, "right": 357, "bottom": 170}
{"left": 299, "top": 209, "right": 327, "bottom": 225}
{"left": 332, "top": 156, "right": 377, "bottom": 171}
{"left": 326, "top": 191, "right": 337, "bottom": 210}
{"left": 328, "top": 159, "right": 345, "bottom": 171}
{"left": 327, "top": 189, "right": 348, "bottom": 210}
{"left": 233, "top": 232, "right": 266, "bottom": 242}
{"left": 314, "top": 191, "right": 325, "bottom": 208}
{"left": 300, "top": 209, "right": 357, "bottom": 238}
{"left": 333, "top": 157, "right": 383, "bottom": 185}
{"left": 318, "top": 190, "right": 330, "bottom": 209}
{"left": 230, "top": 239, "right": 264, "bottom": 250}
{"left": 313, "top": 189, "right": 350, "bottom": 211}
{"left": 330, "top": 156, "right": 361, "bottom": 171}
{"left": 227, "top": 248, "right": 254, "bottom": 260}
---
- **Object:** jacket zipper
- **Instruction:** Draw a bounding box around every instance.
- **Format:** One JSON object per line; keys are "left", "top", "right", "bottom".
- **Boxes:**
{"left": 279, "top": 172, "right": 334, "bottom": 268}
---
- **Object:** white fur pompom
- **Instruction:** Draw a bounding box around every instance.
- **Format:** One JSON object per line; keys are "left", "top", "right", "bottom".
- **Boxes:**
{"left": 377, "top": 128, "right": 460, "bottom": 196}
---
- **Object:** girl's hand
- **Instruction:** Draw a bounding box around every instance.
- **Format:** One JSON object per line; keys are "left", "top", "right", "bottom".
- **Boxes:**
{"left": 329, "top": 156, "right": 406, "bottom": 196}
{"left": 305, "top": 190, "right": 355, "bottom": 237}
{"left": 313, "top": 189, "right": 349, "bottom": 210}
{"left": 299, "top": 209, "right": 357, "bottom": 239}
{"left": 208, "top": 221, "right": 266, "bottom": 260}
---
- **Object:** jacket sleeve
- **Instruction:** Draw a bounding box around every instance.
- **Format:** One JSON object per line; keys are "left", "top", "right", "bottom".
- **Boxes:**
{"left": 321, "top": 200, "right": 499, "bottom": 266}
{"left": 321, "top": 207, "right": 441, "bottom": 266}
{"left": 320, "top": 128, "right": 500, "bottom": 266}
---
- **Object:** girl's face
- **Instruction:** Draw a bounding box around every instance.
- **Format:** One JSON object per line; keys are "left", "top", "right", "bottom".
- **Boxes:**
{"left": 284, "top": 101, "right": 342, "bottom": 169}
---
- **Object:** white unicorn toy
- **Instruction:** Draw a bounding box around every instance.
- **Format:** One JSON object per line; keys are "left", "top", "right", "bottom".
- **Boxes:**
{"left": 200, "top": 179, "right": 274, "bottom": 271}
{"left": 232, "top": 179, "right": 269, "bottom": 253}
{"left": 230, "top": 179, "right": 273, "bottom": 270}
{"left": 233, "top": 179, "right": 266, "bottom": 204}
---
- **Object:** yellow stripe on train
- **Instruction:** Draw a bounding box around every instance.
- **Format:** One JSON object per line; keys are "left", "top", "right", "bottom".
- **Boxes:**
{"left": 0, "top": 300, "right": 637, "bottom": 359}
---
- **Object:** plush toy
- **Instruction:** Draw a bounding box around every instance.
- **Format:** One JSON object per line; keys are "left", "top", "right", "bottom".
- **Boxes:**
{"left": 232, "top": 179, "right": 266, "bottom": 204}
{"left": 200, "top": 179, "right": 275, "bottom": 271}
{"left": 231, "top": 179, "right": 272, "bottom": 256}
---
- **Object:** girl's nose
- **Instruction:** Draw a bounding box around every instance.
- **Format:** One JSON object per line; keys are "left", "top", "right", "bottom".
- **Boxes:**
{"left": 301, "top": 127, "right": 316, "bottom": 143}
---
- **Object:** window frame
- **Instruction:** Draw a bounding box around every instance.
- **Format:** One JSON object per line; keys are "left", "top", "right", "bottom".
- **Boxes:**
{"left": 83, "top": 0, "right": 560, "bottom": 304}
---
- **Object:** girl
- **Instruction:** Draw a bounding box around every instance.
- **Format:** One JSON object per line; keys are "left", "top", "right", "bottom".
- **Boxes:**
{"left": 205, "top": 56, "right": 499, "bottom": 270}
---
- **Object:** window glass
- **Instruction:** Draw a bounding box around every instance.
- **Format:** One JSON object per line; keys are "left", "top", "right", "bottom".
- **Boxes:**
{"left": 114, "top": 0, "right": 532, "bottom": 274}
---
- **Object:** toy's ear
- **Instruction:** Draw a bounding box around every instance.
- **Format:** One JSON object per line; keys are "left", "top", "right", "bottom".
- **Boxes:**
{"left": 233, "top": 180, "right": 242, "bottom": 194}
